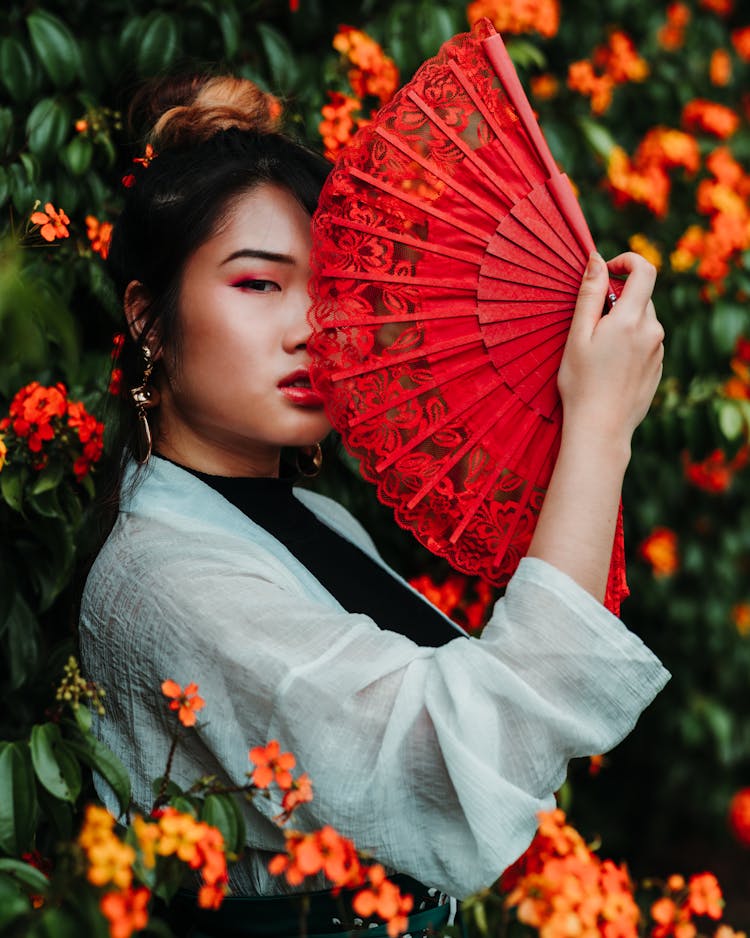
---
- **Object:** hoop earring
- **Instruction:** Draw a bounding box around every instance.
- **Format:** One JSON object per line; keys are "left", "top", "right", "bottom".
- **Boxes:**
{"left": 296, "top": 442, "right": 323, "bottom": 478}
{"left": 130, "top": 345, "right": 160, "bottom": 465}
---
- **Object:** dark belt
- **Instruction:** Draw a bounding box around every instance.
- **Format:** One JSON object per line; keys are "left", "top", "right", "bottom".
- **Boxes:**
{"left": 167, "top": 874, "right": 450, "bottom": 938}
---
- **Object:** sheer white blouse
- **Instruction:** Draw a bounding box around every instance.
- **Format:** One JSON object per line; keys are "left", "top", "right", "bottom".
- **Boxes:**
{"left": 79, "top": 456, "right": 669, "bottom": 899}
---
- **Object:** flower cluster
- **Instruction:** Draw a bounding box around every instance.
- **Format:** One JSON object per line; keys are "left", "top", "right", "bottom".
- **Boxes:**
{"left": 658, "top": 3, "right": 690, "bottom": 50}
{"left": 86, "top": 215, "right": 113, "bottom": 260}
{"left": 333, "top": 26, "right": 399, "bottom": 105}
{"left": 30, "top": 202, "right": 70, "bottom": 242}
{"left": 568, "top": 29, "right": 648, "bottom": 114}
{"left": 409, "top": 572, "right": 495, "bottom": 631}
{"left": 649, "top": 873, "right": 725, "bottom": 938}
{"left": 466, "top": 0, "right": 560, "bottom": 38}
{"left": 319, "top": 91, "right": 368, "bottom": 161}
{"left": 249, "top": 740, "right": 313, "bottom": 821}
{"left": 671, "top": 148, "right": 750, "bottom": 283}
{"left": 269, "top": 828, "right": 412, "bottom": 938}
{"left": 0, "top": 381, "right": 104, "bottom": 481}
{"left": 683, "top": 447, "right": 748, "bottom": 493}
{"left": 638, "top": 527, "right": 679, "bottom": 577}
{"left": 731, "top": 603, "right": 750, "bottom": 636}
{"left": 500, "top": 809, "right": 641, "bottom": 938}
{"left": 78, "top": 802, "right": 230, "bottom": 938}
{"left": 55, "top": 655, "right": 107, "bottom": 716}
{"left": 607, "top": 127, "right": 699, "bottom": 218}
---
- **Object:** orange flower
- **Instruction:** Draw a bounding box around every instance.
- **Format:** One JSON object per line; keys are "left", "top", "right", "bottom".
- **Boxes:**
{"left": 100, "top": 886, "right": 150, "bottom": 938}
{"left": 731, "top": 603, "right": 750, "bottom": 637}
{"left": 530, "top": 73, "right": 559, "bottom": 100}
{"left": 699, "top": 0, "right": 733, "bottom": 14}
{"left": 278, "top": 771, "right": 314, "bottom": 821}
{"left": 353, "top": 864, "right": 414, "bottom": 938}
{"left": 161, "top": 680, "right": 205, "bottom": 727}
{"left": 638, "top": 528, "right": 679, "bottom": 577}
{"left": 686, "top": 873, "right": 723, "bottom": 919}
{"left": 269, "top": 826, "right": 362, "bottom": 890}
{"left": 333, "top": 26, "right": 399, "bottom": 105}
{"left": 75, "top": 117, "right": 89, "bottom": 133}
{"left": 728, "top": 788, "right": 750, "bottom": 845}
{"left": 682, "top": 100, "right": 739, "bottom": 139}
{"left": 635, "top": 128, "right": 700, "bottom": 175}
{"left": 731, "top": 27, "right": 750, "bottom": 62}
{"left": 132, "top": 143, "right": 157, "bottom": 167}
{"left": 658, "top": 4, "right": 690, "bottom": 50}
{"left": 594, "top": 29, "right": 648, "bottom": 83}
{"left": 248, "top": 740, "right": 296, "bottom": 790}
{"left": 0, "top": 435, "right": 6, "bottom": 473}
{"left": 671, "top": 225, "right": 705, "bottom": 271}
{"left": 319, "top": 91, "right": 365, "bottom": 161}
{"left": 86, "top": 215, "right": 114, "bottom": 259}
{"left": 710, "top": 50, "right": 732, "bottom": 86}
{"left": 30, "top": 202, "right": 70, "bottom": 242}
{"left": 567, "top": 60, "right": 614, "bottom": 114}
{"left": 466, "top": 0, "right": 560, "bottom": 38}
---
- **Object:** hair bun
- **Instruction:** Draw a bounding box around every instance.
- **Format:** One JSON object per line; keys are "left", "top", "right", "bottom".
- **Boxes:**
{"left": 130, "top": 74, "right": 282, "bottom": 150}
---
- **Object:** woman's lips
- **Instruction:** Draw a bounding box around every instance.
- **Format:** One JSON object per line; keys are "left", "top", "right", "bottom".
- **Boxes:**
{"left": 278, "top": 370, "right": 325, "bottom": 407}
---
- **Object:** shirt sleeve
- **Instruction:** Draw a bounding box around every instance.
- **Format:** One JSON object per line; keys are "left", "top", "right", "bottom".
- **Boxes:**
{"left": 81, "top": 517, "right": 669, "bottom": 900}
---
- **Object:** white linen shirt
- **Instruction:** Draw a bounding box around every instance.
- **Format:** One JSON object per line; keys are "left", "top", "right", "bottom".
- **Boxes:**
{"left": 79, "top": 456, "right": 669, "bottom": 899}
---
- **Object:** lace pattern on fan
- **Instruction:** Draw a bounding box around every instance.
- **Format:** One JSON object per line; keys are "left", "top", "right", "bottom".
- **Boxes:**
{"left": 309, "top": 20, "right": 627, "bottom": 611}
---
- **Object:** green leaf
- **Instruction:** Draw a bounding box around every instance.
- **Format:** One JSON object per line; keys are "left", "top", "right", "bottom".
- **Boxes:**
{"left": 36, "top": 786, "right": 73, "bottom": 841}
{"left": 73, "top": 703, "right": 93, "bottom": 734}
{"left": 0, "top": 38, "right": 35, "bottom": 103}
{"left": 201, "top": 793, "right": 243, "bottom": 854}
{"left": 0, "top": 858, "right": 49, "bottom": 895}
{"left": 26, "top": 11, "right": 80, "bottom": 89}
{"left": 30, "top": 724, "right": 81, "bottom": 804}
{"left": 0, "top": 166, "right": 8, "bottom": 208}
{"left": 214, "top": 0, "right": 241, "bottom": 59}
{"left": 0, "top": 875, "right": 30, "bottom": 928}
{"left": 0, "top": 471, "right": 24, "bottom": 513}
{"left": 26, "top": 97, "right": 72, "bottom": 160}
{"left": 3, "top": 594, "right": 41, "bottom": 693}
{"left": 710, "top": 301, "right": 748, "bottom": 357}
{"left": 577, "top": 116, "right": 617, "bottom": 161}
{"left": 64, "top": 735, "right": 131, "bottom": 817}
{"left": 26, "top": 907, "right": 89, "bottom": 938}
{"left": 29, "top": 462, "right": 63, "bottom": 497}
{"left": 0, "top": 742, "right": 38, "bottom": 856}
{"left": 60, "top": 135, "right": 93, "bottom": 176}
{"left": 718, "top": 400, "right": 743, "bottom": 441}
{"left": 257, "top": 23, "right": 298, "bottom": 93}
{"left": 136, "top": 13, "right": 180, "bottom": 77}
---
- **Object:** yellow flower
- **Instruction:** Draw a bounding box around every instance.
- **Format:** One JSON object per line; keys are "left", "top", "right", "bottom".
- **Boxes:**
{"left": 0, "top": 435, "right": 6, "bottom": 472}
{"left": 629, "top": 233, "right": 663, "bottom": 269}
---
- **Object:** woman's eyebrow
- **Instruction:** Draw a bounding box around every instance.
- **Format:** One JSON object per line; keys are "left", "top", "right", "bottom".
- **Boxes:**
{"left": 221, "top": 248, "right": 296, "bottom": 265}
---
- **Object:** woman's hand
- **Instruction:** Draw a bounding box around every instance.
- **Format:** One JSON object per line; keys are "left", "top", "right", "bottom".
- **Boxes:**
{"left": 525, "top": 251, "right": 664, "bottom": 605}
{"left": 558, "top": 251, "right": 664, "bottom": 449}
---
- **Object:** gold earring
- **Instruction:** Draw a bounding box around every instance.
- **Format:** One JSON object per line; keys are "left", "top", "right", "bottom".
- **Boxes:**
{"left": 296, "top": 442, "right": 323, "bottom": 478}
{"left": 130, "top": 345, "right": 160, "bottom": 465}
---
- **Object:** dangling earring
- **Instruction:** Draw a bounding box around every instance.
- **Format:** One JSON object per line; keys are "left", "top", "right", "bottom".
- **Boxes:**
{"left": 130, "top": 345, "right": 160, "bottom": 465}
{"left": 296, "top": 442, "right": 323, "bottom": 478}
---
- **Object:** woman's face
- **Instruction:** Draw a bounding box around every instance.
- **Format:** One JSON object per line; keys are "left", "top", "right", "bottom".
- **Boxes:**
{"left": 155, "top": 182, "right": 331, "bottom": 476}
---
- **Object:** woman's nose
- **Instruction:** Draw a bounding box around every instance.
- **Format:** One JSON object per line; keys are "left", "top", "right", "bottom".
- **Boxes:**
{"left": 283, "top": 292, "right": 313, "bottom": 352}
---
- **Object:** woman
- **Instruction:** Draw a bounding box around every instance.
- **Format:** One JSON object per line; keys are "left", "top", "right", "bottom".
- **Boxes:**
{"left": 80, "top": 73, "right": 669, "bottom": 933}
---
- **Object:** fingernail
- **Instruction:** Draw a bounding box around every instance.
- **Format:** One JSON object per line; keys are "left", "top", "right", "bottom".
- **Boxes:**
{"left": 585, "top": 251, "right": 604, "bottom": 278}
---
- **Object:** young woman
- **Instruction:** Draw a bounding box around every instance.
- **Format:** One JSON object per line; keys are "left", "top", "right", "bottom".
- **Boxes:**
{"left": 80, "top": 74, "right": 669, "bottom": 934}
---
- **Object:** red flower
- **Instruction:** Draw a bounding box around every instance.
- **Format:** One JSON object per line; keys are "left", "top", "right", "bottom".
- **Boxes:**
{"left": 100, "top": 886, "right": 150, "bottom": 938}
{"left": 728, "top": 788, "right": 750, "bottom": 845}
{"left": 30, "top": 202, "right": 70, "bottom": 242}
{"left": 686, "top": 873, "right": 723, "bottom": 918}
{"left": 86, "top": 215, "right": 113, "bottom": 259}
{"left": 638, "top": 528, "right": 679, "bottom": 577}
{"left": 353, "top": 864, "right": 414, "bottom": 937}
{"left": 161, "top": 680, "right": 206, "bottom": 727}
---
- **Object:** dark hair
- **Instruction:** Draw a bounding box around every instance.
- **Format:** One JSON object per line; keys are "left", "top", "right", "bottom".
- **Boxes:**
{"left": 97, "top": 74, "right": 330, "bottom": 531}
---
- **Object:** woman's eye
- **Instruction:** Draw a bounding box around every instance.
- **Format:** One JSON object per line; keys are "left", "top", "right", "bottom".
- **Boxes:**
{"left": 234, "top": 278, "right": 280, "bottom": 292}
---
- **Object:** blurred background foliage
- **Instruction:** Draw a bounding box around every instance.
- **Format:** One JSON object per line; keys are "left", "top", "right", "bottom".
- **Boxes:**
{"left": 0, "top": 0, "right": 749, "bottom": 926}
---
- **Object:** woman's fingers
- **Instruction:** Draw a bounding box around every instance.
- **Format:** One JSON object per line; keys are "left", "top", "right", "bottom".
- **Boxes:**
{"left": 606, "top": 252, "right": 657, "bottom": 317}
{"left": 567, "top": 251, "right": 611, "bottom": 340}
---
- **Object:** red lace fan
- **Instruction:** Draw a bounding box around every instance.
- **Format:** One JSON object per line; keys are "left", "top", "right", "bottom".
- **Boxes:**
{"left": 308, "top": 18, "right": 628, "bottom": 614}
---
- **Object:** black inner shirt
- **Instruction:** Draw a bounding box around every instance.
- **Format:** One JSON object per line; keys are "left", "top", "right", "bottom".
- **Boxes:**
{"left": 172, "top": 463, "right": 462, "bottom": 648}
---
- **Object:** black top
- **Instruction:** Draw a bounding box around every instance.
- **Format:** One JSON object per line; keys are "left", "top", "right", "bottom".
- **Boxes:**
{"left": 177, "top": 464, "right": 462, "bottom": 648}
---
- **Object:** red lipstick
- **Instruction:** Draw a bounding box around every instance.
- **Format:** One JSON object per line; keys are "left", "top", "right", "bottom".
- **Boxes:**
{"left": 278, "top": 369, "right": 325, "bottom": 407}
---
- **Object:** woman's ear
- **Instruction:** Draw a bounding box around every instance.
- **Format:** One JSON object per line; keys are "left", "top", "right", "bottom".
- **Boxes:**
{"left": 124, "top": 280, "right": 162, "bottom": 359}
